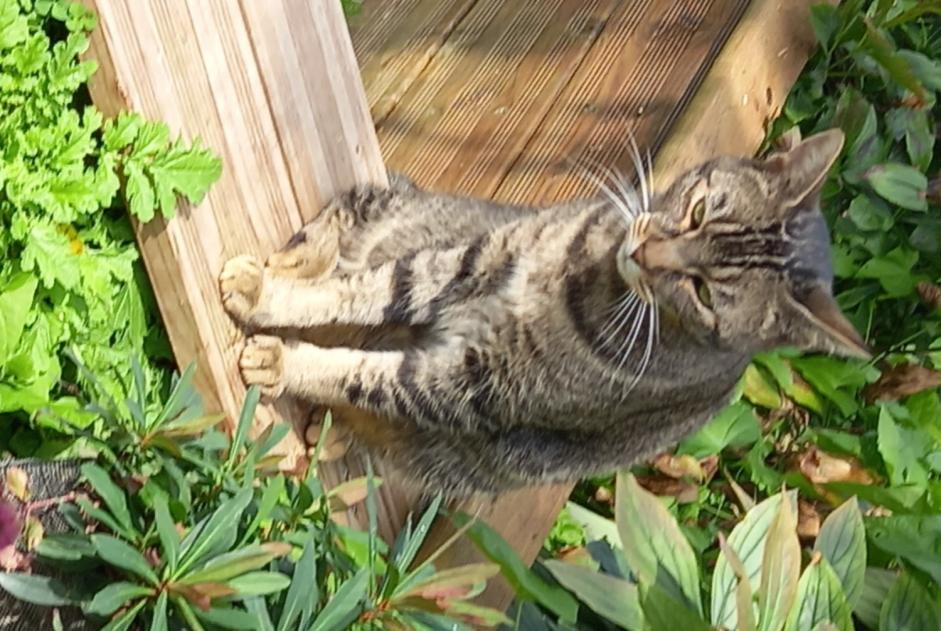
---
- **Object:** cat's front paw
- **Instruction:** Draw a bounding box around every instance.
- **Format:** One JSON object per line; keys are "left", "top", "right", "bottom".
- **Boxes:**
{"left": 239, "top": 335, "right": 285, "bottom": 399}
{"left": 220, "top": 255, "right": 264, "bottom": 324}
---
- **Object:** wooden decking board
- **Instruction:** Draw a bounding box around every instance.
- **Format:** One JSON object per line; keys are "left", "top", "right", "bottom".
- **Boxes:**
{"left": 495, "top": 0, "right": 751, "bottom": 205}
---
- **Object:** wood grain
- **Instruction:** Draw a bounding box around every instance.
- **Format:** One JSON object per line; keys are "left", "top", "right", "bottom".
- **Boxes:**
{"left": 82, "top": 0, "right": 388, "bottom": 506}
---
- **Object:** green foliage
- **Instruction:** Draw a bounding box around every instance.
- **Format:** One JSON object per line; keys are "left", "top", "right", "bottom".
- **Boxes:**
{"left": 0, "top": 363, "right": 509, "bottom": 629}
{"left": 0, "top": 0, "right": 220, "bottom": 458}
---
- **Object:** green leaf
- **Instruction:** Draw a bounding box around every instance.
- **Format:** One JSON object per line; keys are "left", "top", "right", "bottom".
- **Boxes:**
{"left": 308, "top": 568, "right": 369, "bottom": 631}
{"left": 21, "top": 221, "right": 80, "bottom": 289}
{"left": 148, "top": 138, "right": 222, "bottom": 212}
{"left": 640, "top": 579, "right": 711, "bottom": 631}
{"left": 101, "top": 599, "right": 146, "bottom": 631}
{"left": 543, "top": 560, "right": 643, "bottom": 630}
{"left": 813, "top": 497, "right": 865, "bottom": 609}
{"left": 718, "top": 534, "right": 755, "bottom": 631}
{"left": 227, "top": 386, "right": 259, "bottom": 467}
{"left": 712, "top": 492, "right": 796, "bottom": 629}
{"left": 36, "top": 533, "right": 95, "bottom": 561}
{"left": 173, "top": 596, "right": 207, "bottom": 631}
{"left": 154, "top": 495, "right": 180, "bottom": 574}
{"left": 677, "top": 402, "right": 760, "bottom": 457}
{"left": 854, "top": 568, "right": 898, "bottom": 630}
{"left": 179, "top": 542, "right": 291, "bottom": 584}
{"left": 177, "top": 488, "right": 253, "bottom": 576}
{"left": 277, "top": 534, "right": 317, "bottom": 631}
{"left": 809, "top": 4, "right": 841, "bottom": 49}
{"left": 616, "top": 472, "right": 702, "bottom": 615}
{"left": 866, "top": 514, "right": 941, "bottom": 585}
{"left": 392, "top": 494, "right": 443, "bottom": 575}
{"left": 756, "top": 493, "right": 801, "bottom": 631}
{"left": 151, "top": 591, "right": 168, "bottom": 631}
{"left": 194, "top": 606, "right": 262, "bottom": 630}
{"left": 0, "top": 273, "right": 38, "bottom": 363}
{"left": 242, "top": 474, "right": 284, "bottom": 545}
{"left": 91, "top": 534, "right": 160, "bottom": 586}
{"left": 226, "top": 571, "right": 291, "bottom": 597}
{"left": 866, "top": 163, "right": 927, "bottom": 211}
{"left": 878, "top": 405, "right": 929, "bottom": 486}
{"left": 81, "top": 463, "right": 134, "bottom": 534}
{"left": 86, "top": 582, "right": 154, "bottom": 616}
{"left": 784, "top": 558, "right": 852, "bottom": 631}
{"left": 125, "top": 159, "right": 155, "bottom": 222}
{"left": 454, "top": 512, "right": 579, "bottom": 623}
{"left": 860, "top": 19, "right": 928, "bottom": 104}
{"left": 879, "top": 573, "right": 941, "bottom": 631}
{"left": 847, "top": 194, "right": 894, "bottom": 231}
{"left": 0, "top": 572, "right": 75, "bottom": 606}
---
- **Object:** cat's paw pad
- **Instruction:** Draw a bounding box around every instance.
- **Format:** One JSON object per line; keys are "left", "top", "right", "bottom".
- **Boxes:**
{"left": 239, "top": 335, "right": 285, "bottom": 398}
{"left": 220, "top": 255, "right": 264, "bottom": 323}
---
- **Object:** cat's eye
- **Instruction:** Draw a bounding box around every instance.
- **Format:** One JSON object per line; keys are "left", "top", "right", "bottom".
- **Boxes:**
{"left": 692, "top": 277, "right": 713, "bottom": 308}
{"left": 689, "top": 198, "right": 706, "bottom": 229}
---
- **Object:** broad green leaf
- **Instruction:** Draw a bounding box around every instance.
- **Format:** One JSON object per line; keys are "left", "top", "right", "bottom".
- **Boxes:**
{"left": 81, "top": 462, "right": 134, "bottom": 534}
{"left": 151, "top": 591, "right": 168, "bottom": 631}
{"left": 226, "top": 571, "right": 291, "bottom": 596}
{"left": 860, "top": 19, "right": 928, "bottom": 104}
{"left": 809, "top": 4, "right": 841, "bottom": 49}
{"left": 866, "top": 163, "right": 927, "bottom": 211}
{"left": 154, "top": 495, "right": 180, "bottom": 574}
{"left": 677, "top": 402, "right": 760, "bottom": 457}
{"left": 712, "top": 492, "right": 796, "bottom": 629}
{"left": 0, "top": 273, "right": 37, "bottom": 363}
{"left": 177, "top": 488, "right": 253, "bottom": 575}
{"left": 813, "top": 498, "right": 865, "bottom": 608}
{"left": 195, "top": 606, "right": 260, "bottom": 630}
{"left": 847, "top": 194, "right": 894, "bottom": 231}
{"left": 879, "top": 573, "right": 941, "bottom": 631}
{"left": 866, "top": 514, "right": 941, "bottom": 585}
{"left": 101, "top": 599, "right": 146, "bottom": 631}
{"left": 543, "top": 560, "right": 643, "bottom": 630}
{"left": 36, "top": 533, "right": 95, "bottom": 561}
{"left": 565, "top": 501, "right": 621, "bottom": 547}
{"left": 756, "top": 494, "right": 800, "bottom": 631}
{"left": 180, "top": 542, "right": 291, "bottom": 584}
{"left": 454, "top": 512, "right": 579, "bottom": 623}
{"left": 784, "top": 558, "right": 852, "bottom": 631}
{"left": 878, "top": 406, "right": 929, "bottom": 486}
{"left": 91, "top": 534, "right": 160, "bottom": 586}
{"left": 0, "top": 572, "right": 74, "bottom": 606}
{"left": 149, "top": 138, "right": 223, "bottom": 206}
{"left": 308, "top": 568, "right": 369, "bottom": 631}
{"left": 616, "top": 472, "right": 702, "bottom": 615}
{"left": 277, "top": 534, "right": 317, "bottom": 631}
{"left": 640, "top": 579, "right": 711, "bottom": 631}
{"left": 86, "top": 582, "right": 154, "bottom": 616}
{"left": 854, "top": 568, "right": 898, "bottom": 630}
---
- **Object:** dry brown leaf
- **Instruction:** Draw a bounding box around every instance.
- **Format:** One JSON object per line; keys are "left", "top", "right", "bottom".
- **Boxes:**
{"left": 5, "top": 467, "right": 29, "bottom": 502}
{"left": 653, "top": 453, "right": 705, "bottom": 481}
{"left": 635, "top": 475, "right": 699, "bottom": 504}
{"left": 917, "top": 281, "right": 941, "bottom": 312}
{"left": 593, "top": 486, "right": 613, "bottom": 505}
{"left": 864, "top": 363, "right": 941, "bottom": 403}
{"left": 797, "top": 500, "right": 821, "bottom": 540}
{"left": 699, "top": 455, "right": 719, "bottom": 482}
{"left": 798, "top": 446, "right": 876, "bottom": 486}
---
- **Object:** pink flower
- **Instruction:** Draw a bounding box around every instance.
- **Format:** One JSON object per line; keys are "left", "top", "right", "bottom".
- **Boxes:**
{"left": 0, "top": 501, "right": 19, "bottom": 549}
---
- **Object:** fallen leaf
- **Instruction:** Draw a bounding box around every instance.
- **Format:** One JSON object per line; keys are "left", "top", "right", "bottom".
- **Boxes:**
{"left": 917, "top": 281, "right": 941, "bottom": 311}
{"left": 797, "top": 500, "right": 821, "bottom": 540}
{"left": 653, "top": 453, "right": 705, "bottom": 481}
{"left": 798, "top": 446, "right": 876, "bottom": 486}
{"left": 5, "top": 467, "right": 30, "bottom": 502}
{"left": 23, "top": 516, "right": 43, "bottom": 551}
{"left": 699, "top": 455, "right": 719, "bottom": 482}
{"left": 635, "top": 475, "right": 699, "bottom": 504}
{"left": 863, "top": 363, "right": 941, "bottom": 403}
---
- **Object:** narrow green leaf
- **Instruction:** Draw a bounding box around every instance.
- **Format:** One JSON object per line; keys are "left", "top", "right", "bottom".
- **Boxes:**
{"left": 81, "top": 463, "right": 133, "bottom": 533}
{"left": 861, "top": 19, "right": 928, "bottom": 104}
{"left": 195, "top": 605, "right": 260, "bottom": 630}
{"left": 101, "top": 599, "right": 146, "bottom": 631}
{"left": 150, "top": 591, "right": 168, "bottom": 631}
{"left": 173, "top": 596, "right": 207, "bottom": 631}
{"left": 177, "top": 488, "right": 253, "bottom": 576}
{"left": 76, "top": 496, "right": 133, "bottom": 541}
{"left": 154, "top": 495, "right": 180, "bottom": 574}
{"left": 86, "top": 582, "right": 154, "bottom": 617}
{"left": 227, "top": 386, "right": 259, "bottom": 467}
{"left": 226, "top": 571, "right": 291, "bottom": 596}
{"left": 0, "top": 572, "right": 74, "bottom": 606}
{"left": 91, "top": 534, "right": 160, "bottom": 586}
{"left": 308, "top": 569, "right": 369, "bottom": 631}
{"left": 879, "top": 573, "right": 941, "bottom": 631}
{"left": 36, "top": 533, "right": 95, "bottom": 561}
{"left": 158, "top": 413, "right": 224, "bottom": 438}
{"left": 394, "top": 494, "right": 443, "bottom": 574}
{"left": 453, "top": 512, "right": 579, "bottom": 623}
{"left": 180, "top": 542, "right": 291, "bottom": 584}
{"left": 813, "top": 497, "right": 865, "bottom": 608}
{"left": 242, "top": 474, "right": 285, "bottom": 546}
{"left": 543, "top": 560, "right": 643, "bottom": 630}
{"left": 246, "top": 597, "right": 276, "bottom": 631}
{"left": 616, "top": 471, "right": 702, "bottom": 615}
{"left": 396, "top": 563, "right": 500, "bottom": 600}
{"left": 756, "top": 493, "right": 801, "bottom": 631}
{"left": 785, "top": 557, "right": 853, "bottom": 631}
{"left": 277, "top": 534, "right": 317, "bottom": 631}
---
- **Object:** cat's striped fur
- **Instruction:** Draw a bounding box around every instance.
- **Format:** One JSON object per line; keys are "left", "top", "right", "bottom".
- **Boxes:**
{"left": 220, "top": 129, "right": 868, "bottom": 497}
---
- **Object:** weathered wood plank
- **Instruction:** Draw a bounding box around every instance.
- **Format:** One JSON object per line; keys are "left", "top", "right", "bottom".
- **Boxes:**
{"left": 82, "top": 0, "right": 387, "bottom": 493}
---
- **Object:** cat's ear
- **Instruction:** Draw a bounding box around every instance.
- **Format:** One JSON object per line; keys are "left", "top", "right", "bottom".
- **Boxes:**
{"left": 763, "top": 129, "right": 845, "bottom": 207}
{"left": 788, "top": 284, "right": 871, "bottom": 359}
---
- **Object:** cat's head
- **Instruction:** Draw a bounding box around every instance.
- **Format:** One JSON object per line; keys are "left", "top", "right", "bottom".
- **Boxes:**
{"left": 617, "top": 129, "right": 869, "bottom": 359}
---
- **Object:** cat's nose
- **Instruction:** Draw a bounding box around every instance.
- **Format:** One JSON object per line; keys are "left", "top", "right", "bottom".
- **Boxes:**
{"left": 632, "top": 238, "right": 685, "bottom": 271}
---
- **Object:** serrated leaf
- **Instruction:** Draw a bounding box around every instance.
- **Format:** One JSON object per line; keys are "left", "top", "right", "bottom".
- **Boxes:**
{"left": 785, "top": 557, "right": 852, "bottom": 631}
{"left": 149, "top": 139, "right": 222, "bottom": 204}
{"left": 0, "top": 274, "right": 38, "bottom": 363}
{"left": 756, "top": 494, "right": 801, "bottom": 631}
{"left": 91, "top": 534, "right": 160, "bottom": 586}
{"left": 543, "top": 560, "right": 643, "bottom": 630}
{"left": 813, "top": 497, "right": 865, "bottom": 608}
{"left": 102, "top": 112, "right": 142, "bottom": 151}
{"left": 879, "top": 573, "right": 941, "bottom": 631}
{"left": 85, "top": 581, "right": 154, "bottom": 616}
{"left": 616, "top": 471, "right": 702, "bottom": 616}
{"left": 124, "top": 160, "right": 155, "bottom": 222}
{"left": 712, "top": 492, "right": 797, "bottom": 629}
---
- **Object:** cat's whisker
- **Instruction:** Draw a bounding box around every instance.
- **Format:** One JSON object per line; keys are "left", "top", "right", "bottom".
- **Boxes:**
{"left": 613, "top": 299, "right": 648, "bottom": 379}
{"left": 628, "top": 300, "right": 658, "bottom": 391}
{"left": 570, "top": 153, "right": 645, "bottom": 225}
{"left": 600, "top": 295, "right": 641, "bottom": 353}
{"left": 598, "top": 293, "right": 638, "bottom": 343}
{"left": 627, "top": 135, "right": 650, "bottom": 213}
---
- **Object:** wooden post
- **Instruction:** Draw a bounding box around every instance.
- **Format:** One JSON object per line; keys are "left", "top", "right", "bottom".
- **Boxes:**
{"left": 81, "top": 0, "right": 390, "bottom": 509}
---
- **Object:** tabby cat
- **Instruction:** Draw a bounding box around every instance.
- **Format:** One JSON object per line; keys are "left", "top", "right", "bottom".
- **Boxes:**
{"left": 219, "top": 129, "right": 868, "bottom": 497}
